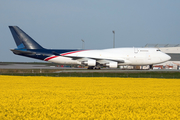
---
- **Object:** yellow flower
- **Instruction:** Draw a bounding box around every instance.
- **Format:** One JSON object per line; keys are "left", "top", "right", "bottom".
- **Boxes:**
{"left": 0, "top": 76, "right": 179, "bottom": 119}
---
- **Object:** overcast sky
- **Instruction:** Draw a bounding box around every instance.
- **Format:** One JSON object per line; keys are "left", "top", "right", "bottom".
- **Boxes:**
{"left": 0, "top": 0, "right": 180, "bottom": 62}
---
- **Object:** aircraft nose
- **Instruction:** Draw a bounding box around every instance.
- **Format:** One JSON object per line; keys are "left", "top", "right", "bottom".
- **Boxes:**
{"left": 167, "top": 54, "right": 171, "bottom": 61}
{"left": 162, "top": 53, "right": 171, "bottom": 62}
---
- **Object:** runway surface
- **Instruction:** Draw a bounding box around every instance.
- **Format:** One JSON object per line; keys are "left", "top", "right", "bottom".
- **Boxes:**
{"left": 0, "top": 64, "right": 72, "bottom": 69}
{"left": 0, "top": 63, "right": 179, "bottom": 73}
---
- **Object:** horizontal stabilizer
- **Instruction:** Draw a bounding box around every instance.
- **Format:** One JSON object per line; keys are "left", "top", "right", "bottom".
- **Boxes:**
{"left": 10, "top": 49, "right": 36, "bottom": 55}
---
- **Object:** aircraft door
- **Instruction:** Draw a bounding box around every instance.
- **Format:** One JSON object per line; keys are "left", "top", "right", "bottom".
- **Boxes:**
{"left": 134, "top": 48, "right": 138, "bottom": 53}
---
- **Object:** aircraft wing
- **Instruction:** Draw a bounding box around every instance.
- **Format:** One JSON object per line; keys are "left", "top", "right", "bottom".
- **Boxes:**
{"left": 62, "top": 55, "right": 124, "bottom": 64}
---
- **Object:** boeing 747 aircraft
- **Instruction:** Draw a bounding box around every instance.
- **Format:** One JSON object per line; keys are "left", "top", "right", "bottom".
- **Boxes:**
{"left": 9, "top": 26, "right": 171, "bottom": 69}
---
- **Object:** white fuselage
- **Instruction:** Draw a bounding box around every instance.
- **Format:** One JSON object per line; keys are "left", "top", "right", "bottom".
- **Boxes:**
{"left": 46, "top": 47, "right": 171, "bottom": 66}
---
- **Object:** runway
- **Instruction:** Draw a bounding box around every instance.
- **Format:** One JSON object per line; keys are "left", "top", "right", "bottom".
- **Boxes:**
{"left": 0, "top": 63, "right": 179, "bottom": 73}
{"left": 0, "top": 64, "right": 58, "bottom": 69}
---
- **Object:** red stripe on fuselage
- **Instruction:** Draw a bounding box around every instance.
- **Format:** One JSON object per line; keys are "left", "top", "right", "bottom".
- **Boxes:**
{"left": 44, "top": 56, "right": 58, "bottom": 61}
{"left": 61, "top": 50, "right": 87, "bottom": 56}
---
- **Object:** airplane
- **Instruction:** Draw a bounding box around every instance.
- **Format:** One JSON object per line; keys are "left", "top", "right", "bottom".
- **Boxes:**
{"left": 9, "top": 26, "right": 171, "bottom": 69}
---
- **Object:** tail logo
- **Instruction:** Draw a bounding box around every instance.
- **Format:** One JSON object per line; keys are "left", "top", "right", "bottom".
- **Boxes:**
{"left": 17, "top": 43, "right": 25, "bottom": 49}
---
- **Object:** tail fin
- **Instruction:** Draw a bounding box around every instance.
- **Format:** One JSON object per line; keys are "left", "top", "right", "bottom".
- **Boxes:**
{"left": 9, "top": 26, "right": 44, "bottom": 49}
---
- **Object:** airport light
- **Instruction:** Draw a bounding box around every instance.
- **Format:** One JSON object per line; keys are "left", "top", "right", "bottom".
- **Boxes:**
{"left": 112, "top": 30, "right": 115, "bottom": 48}
{"left": 81, "top": 39, "right": 85, "bottom": 49}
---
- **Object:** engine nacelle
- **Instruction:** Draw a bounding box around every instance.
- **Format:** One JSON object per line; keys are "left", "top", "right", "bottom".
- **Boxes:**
{"left": 82, "top": 59, "right": 96, "bottom": 66}
{"left": 106, "top": 62, "right": 118, "bottom": 68}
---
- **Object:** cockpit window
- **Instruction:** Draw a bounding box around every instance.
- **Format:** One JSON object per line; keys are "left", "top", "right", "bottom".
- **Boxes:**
{"left": 156, "top": 49, "right": 161, "bottom": 51}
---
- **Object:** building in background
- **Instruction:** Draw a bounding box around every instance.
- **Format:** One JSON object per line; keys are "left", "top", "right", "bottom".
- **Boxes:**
{"left": 145, "top": 44, "right": 180, "bottom": 70}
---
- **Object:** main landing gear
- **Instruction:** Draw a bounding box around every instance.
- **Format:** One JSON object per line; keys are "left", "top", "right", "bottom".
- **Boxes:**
{"left": 87, "top": 66, "right": 101, "bottom": 69}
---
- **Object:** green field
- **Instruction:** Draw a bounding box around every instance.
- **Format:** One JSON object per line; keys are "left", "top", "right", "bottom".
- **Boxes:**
{"left": 0, "top": 69, "right": 180, "bottom": 78}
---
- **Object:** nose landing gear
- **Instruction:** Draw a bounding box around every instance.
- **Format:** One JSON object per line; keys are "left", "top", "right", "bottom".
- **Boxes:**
{"left": 149, "top": 65, "right": 153, "bottom": 70}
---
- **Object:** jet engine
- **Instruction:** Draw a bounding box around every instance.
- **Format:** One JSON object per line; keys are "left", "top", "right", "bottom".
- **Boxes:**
{"left": 82, "top": 59, "right": 96, "bottom": 66}
{"left": 106, "top": 62, "right": 118, "bottom": 68}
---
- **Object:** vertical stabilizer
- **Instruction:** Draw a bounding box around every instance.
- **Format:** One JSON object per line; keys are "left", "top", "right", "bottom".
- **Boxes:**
{"left": 9, "top": 26, "right": 44, "bottom": 49}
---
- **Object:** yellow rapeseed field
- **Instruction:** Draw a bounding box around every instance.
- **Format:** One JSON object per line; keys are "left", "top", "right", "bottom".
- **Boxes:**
{"left": 0, "top": 76, "right": 179, "bottom": 119}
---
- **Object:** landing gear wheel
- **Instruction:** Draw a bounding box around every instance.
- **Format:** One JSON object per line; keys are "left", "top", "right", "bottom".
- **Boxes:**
{"left": 95, "top": 67, "right": 101, "bottom": 69}
{"left": 87, "top": 66, "right": 94, "bottom": 69}
{"left": 87, "top": 66, "right": 101, "bottom": 69}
